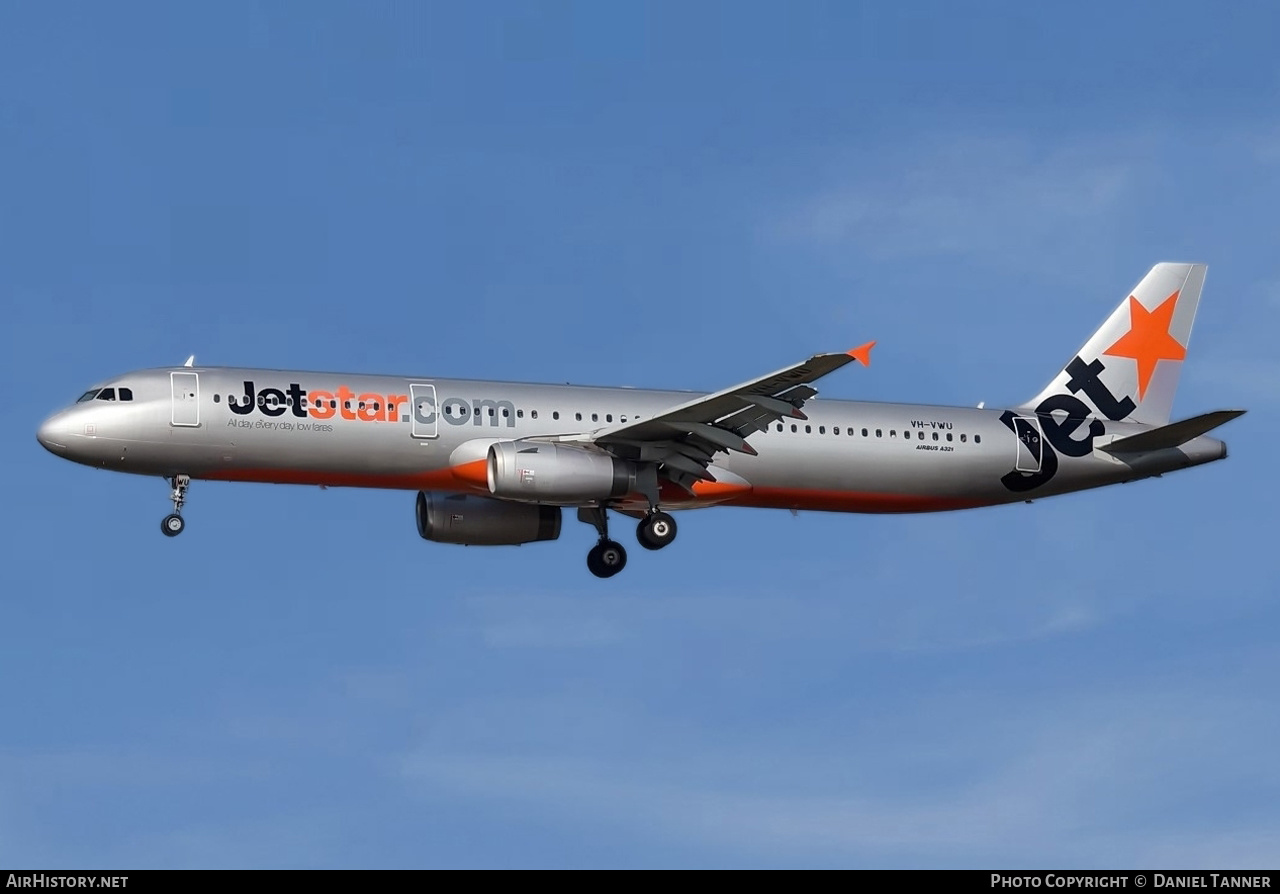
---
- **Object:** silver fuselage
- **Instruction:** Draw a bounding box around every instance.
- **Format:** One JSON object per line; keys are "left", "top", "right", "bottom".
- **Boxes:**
{"left": 36, "top": 366, "right": 1227, "bottom": 514}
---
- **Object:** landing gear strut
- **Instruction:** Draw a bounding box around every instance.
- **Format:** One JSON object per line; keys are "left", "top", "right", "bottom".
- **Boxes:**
{"left": 636, "top": 510, "right": 677, "bottom": 551}
{"left": 578, "top": 506, "right": 627, "bottom": 578}
{"left": 161, "top": 474, "right": 189, "bottom": 537}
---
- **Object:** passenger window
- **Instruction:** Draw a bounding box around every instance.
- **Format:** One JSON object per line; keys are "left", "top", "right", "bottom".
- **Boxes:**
{"left": 517, "top": 409, "right": 523, "bottom": 418}
{"left": 975, "top": 435, "right": 982, "bottom": 443}
{"left": 890, "top": 430, "right": 896, "bottom": 438}
{"left": 119, "top": 387, "right": 133, "bottom": 401}
{"left": 805, "top": 425, "right": 811, "bottom": 433}
{"left": 77, "top": 390, "right": 99, "bottom": 402}
{"left": 777, "top": 424, "right": 783, "bottom": 432}
{"left": 488, "top": 408, "right": 495, "bottom": 417}
{"left": 834, "top": 426, "right": 840, "bottom": 435}
{"left": 876, "top": 429, "right": 882, "bottom": 438}
{"left": 946, "top": 433, "right": 953, "bottom": 441}
{"left": 213, "top": 393, "right": 220, "bottom": 403}
{"left": 960, "top": 434, "right": 967, "bottom": 442}
{"left": 791, "top": 424, "right": 797, "bottom": 432}
{"left": 96, "top": 388, "right": 116, "bottom": 401}
{"left": 591, "top": 413, "right": 598, "bottom": 422}
{"left": 532, "top": 410, "right": 539, "bottom": 419}
{"left": 861, "top": 428, "right": 868, "bottom": 437}
{"left": 819, "top": 426, "right": 826, "bottom": 434}
{"left": 553, "top": 411, "right": 560, "bottom": 420}
{"left": 918, "top": 431, "right": 924, "bottom": 440}
{"left": 606, "top": 414, "right": 613, "bottom": 423}
{"left": 932, "top": 432, "right": 938, "bottom": 441}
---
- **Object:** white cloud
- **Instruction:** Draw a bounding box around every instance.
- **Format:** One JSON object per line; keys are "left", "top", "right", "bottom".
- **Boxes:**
{"left": 1190, "top": 358, "right": 1280, "bottom": 404}
{"left": 113, "top": 813, "right": 342, "bottom": 869}
{"left": 398, "top": 684, "right": 1280, "bottom": 865}
{"left": 774, "top": 135, "right": 1137, "bottom": 268}
{"left": 481, "top": 617, "right": 622, "bottom": 649}
{"left": 459, "top": 575, "right": 1106, "bottom": 658}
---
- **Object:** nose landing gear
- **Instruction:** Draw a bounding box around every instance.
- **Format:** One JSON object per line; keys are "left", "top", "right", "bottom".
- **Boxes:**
{"left": 161, "top": 474, "right": 190, "bottom": 537}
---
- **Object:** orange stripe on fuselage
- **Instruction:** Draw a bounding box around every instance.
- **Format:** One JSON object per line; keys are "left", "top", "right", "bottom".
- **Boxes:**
{"left": 731, "top": 487, "right": 985, "bottom": 513}
{"left": 653, "top": 478, "right": 752, "bottom": 504}
{"left": 203, "top": 464, "right": 491, "bottom": 493}
{"left": 449, "top": 459, "right": 489, "bottom": 488}
{"left": 198, "top": 469, "right": 986, "bottom": 513}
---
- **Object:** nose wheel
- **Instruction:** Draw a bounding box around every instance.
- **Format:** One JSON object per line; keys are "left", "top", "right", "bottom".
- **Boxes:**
{"left": 161, "top": 474, "right": 190, "bottom": 537}
{"left": 636, "top": 511, "right": 677, "bottom": 550}
{"left": 577, "top": 505, "right": 628, "bottom": 578}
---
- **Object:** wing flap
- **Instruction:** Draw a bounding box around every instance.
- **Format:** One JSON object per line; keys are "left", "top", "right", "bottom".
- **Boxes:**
{"left": 594, "top": 347, "right": 872, "bottom": 445}
{"left": 734, "top": 393, "right": 807, "bottom": 419}
{"left": 570, "top": 343, "right": 874, "bottom": 494}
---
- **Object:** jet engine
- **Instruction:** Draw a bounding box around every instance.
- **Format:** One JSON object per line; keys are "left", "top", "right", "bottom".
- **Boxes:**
{"left": 487, "top": 441, "right": 639, "bottom": 504}
{"left": 416, "top": 491, "right": 561, "bottom": 545}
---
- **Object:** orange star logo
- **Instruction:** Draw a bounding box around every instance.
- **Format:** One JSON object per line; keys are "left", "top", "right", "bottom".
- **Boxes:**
{"left": 1102, "top": 292, "right": 1186, "bottom": 401}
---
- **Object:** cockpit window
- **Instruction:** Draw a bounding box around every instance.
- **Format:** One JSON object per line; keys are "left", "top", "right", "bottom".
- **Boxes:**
{"left": 77, "top": 386, "right": 133, "bottom": 403}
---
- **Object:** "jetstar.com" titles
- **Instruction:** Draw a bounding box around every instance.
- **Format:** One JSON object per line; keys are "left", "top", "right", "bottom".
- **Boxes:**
{"left": 228, "top": 381, "right": 406, "bottom": 423}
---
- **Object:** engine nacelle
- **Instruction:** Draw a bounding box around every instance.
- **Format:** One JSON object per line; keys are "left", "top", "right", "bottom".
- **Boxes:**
{"left": 487, "top": 441, "right": 639, "bottom": 504}
{"left": 416, "top": 491, "right": 561, "bottom": 545}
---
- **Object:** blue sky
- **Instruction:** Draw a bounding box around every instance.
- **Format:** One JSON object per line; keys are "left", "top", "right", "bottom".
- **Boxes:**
{"left": 2, "top": 1, "right": 1279, "bottom": 868}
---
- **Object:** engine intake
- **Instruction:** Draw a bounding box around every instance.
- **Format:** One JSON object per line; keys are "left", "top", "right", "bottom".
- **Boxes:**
{"left": 416, "top": 491, "right": 561, "bottom": 545}
{"left": 487, "top": 441, "right": 639, "bottom": 504}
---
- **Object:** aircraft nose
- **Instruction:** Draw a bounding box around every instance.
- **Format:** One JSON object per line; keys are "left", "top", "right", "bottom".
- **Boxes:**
{"left": 37, "top": 413, "right": 68, "bottom": 455}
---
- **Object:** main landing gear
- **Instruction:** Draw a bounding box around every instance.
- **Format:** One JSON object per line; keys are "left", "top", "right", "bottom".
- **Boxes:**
{"left": 578, "top": 507, "right": 679, "bottom": 577}
{"left": 161, "top": 474, "right": 189, "bottom": 537}
{"left": 578, "top": 506, "right": 627, "bottom": 579}
{"left": 636, "top": 510, "right": 677, "bottom": 551}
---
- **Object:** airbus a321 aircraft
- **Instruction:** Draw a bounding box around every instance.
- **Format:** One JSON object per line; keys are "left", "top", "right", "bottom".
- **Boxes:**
{"left": 37, "top": 263, "right": 1242, "bottom": 577}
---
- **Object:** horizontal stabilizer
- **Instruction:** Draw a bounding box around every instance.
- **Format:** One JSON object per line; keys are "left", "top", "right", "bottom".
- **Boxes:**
{"left": 1100, "top": 409, "right": 1246, "bottom": 453}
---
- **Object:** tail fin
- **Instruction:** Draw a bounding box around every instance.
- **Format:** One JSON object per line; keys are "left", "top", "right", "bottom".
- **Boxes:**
{"left": 1020, "top": 263, "right": 1207, "bottom": 425}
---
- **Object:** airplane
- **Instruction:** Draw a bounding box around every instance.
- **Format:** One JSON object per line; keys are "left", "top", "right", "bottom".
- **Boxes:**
{"left": 36, "top": 263, "right": 1243, "bottom": 578}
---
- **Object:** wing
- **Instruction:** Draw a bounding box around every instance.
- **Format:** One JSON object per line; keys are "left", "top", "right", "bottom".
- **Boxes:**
{"left": 566, "top": 342, "right": 875, "bottom": 493}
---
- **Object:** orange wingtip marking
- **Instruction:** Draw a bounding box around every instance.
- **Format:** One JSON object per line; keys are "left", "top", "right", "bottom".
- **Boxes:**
{"left": 847, "top": 341, "right": 876, "bottom": 367}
